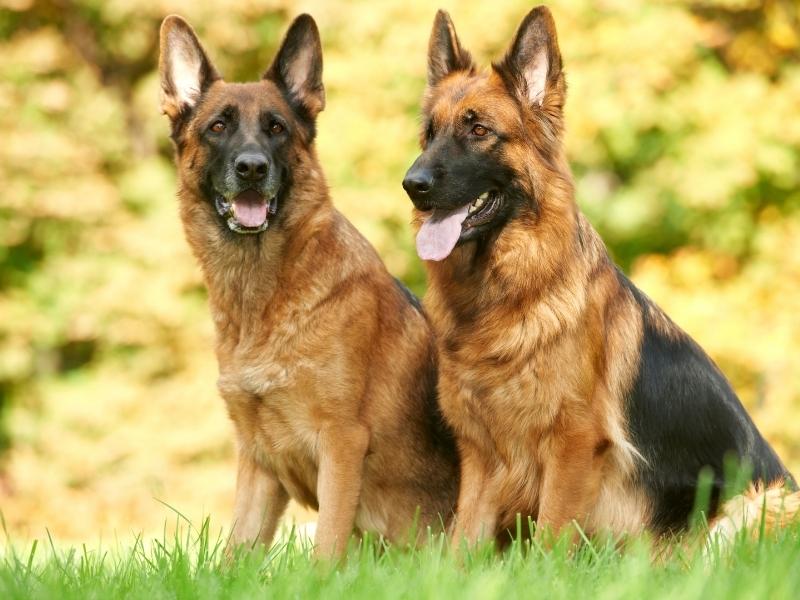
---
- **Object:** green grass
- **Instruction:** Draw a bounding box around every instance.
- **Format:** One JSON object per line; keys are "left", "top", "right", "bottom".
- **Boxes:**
{"left": 2, "top": 516, "right": 800, "bottom": 600}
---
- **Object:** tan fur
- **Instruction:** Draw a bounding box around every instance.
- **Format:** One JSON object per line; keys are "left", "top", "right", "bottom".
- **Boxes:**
{"left": 160, "top": 15, "right": 458, "bottom": 559}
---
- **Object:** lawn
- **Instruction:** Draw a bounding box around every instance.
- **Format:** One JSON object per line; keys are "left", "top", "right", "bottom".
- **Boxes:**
{"left": 2, "top": 515, "right": 799, "bottom": 600}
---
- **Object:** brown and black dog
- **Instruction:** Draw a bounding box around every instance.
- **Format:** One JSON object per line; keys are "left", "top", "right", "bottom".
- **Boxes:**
{"left": 159, "top": 14, "right": 458, "bottom": 557}
{"left": 402, "top": 6, "right": 797, "bottom": 547}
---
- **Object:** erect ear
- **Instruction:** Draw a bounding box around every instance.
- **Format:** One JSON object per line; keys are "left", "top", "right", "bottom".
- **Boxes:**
{"left": 264, "top": 14, "right": 325, "bottom": 119}
{"left": 159, "top": 15, "right": 220, "bottom": 122}
{"left": 427, "top": 10, "right": 474, "bottom": 88}
{"left": 494, "top": 6, "right": 563, "bottom": 108}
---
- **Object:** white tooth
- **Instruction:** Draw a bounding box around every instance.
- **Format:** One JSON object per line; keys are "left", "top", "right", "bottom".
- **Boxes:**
{"left": 479, "top": 192, "right": 489, "bottom": 200}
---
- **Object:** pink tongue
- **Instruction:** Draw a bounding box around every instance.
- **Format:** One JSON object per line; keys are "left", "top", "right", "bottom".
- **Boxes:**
{"left": 232, "top": 190, "right": 268, "bottom": 228}
{"left": 416, "top": 204, "right": 470, "bottom": 261}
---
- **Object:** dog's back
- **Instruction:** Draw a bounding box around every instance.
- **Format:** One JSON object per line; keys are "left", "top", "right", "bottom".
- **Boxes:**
{"left": 619, "top": 266, "right": 792, "bottom": 531}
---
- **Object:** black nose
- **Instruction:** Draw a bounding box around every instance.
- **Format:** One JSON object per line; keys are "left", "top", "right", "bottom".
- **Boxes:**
{"left": 402, "top": 167, "right": 435, "bottom": 202}
{"left": 234, "top": 152, "right": 269, "bottom": 182}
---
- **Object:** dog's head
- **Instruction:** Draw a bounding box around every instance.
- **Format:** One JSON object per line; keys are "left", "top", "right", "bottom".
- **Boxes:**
{"left": 159, "top": 14, "right": 324, "bottom": 236}
{"left": 403, "top": 7, "right": 567, "bottom": 261}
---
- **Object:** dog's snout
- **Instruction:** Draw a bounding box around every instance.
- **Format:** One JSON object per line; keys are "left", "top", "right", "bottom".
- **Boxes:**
{"left": 234, "top": 152, "right": 269, "bottom": 182}
{"left": 402, "top": 166, "right": 435, "bottom": 207}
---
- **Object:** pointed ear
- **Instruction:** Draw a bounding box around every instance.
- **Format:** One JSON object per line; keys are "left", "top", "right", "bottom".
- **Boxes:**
{"left": 495, "top": 6, "right": 563, "bottom": 109}
{"left": 427, "top": 10, "right": 474, "bottom": 88}
{"left": 159, "top": 15, "right": 220, "bottom": 122}
{"left": 264, "top": 14, "right": 325, "bottom": 119}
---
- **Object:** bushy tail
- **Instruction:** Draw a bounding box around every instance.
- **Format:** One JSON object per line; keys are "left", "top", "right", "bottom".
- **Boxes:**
{"left": 707, "top": 482, "right": 800, "bottom": 545}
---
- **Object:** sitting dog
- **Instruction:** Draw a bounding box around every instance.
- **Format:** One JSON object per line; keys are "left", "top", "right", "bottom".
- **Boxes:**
{"left": 402, "top": 6, "right": 796, "bottom": 546}
{"left": 159, "top": 14, "right": 458, "bottom": 557}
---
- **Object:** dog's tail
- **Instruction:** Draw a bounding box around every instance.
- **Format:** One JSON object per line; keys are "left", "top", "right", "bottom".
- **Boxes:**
{"left": 707, "top": 481, "right": 800, "bottom": 545}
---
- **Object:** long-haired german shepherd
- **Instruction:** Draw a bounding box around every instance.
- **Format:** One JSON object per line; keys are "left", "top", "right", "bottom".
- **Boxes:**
{"left": 159, "top": 14, "right": 458, "bottom": 557}
{"left": 402, "top": 6, "right": 798, "bottom": 546}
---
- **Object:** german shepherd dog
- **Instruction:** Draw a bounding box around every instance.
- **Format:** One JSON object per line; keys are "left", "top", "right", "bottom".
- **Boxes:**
{"left": 159, "top": 14, "right": 458, "bottom": 557}
{"left": 402, "top": 6, "right": 797, "bottom": 546}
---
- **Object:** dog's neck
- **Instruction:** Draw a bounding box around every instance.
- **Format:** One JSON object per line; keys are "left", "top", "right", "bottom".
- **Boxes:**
{"left": 428, "top": 199, "right": 581, "bottom": 296}
{"left": 424, "top": 182, "right": 612, "bottom": 342}
{"left": 178, "top": 169, "right": 335, "bottom": 342}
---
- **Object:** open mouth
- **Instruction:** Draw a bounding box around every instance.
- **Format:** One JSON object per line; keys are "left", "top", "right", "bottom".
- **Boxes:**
{"left": 215, "top": 190, "right": 277, "bottom": 234}
{"left": 464, "top": 190, "right": 502, "bottom": 227}
{"left": 416, "top": 190, "right": 503, "bottom": 261}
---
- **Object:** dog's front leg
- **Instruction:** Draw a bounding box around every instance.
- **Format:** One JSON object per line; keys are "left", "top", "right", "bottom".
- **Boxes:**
{"left": 536, "top": 432, "right": 604, "bottom": 544}
{"left": 451, "top": 440, "right": 498, "bottom": 549}
{"left": 314, "top": 422, "right": 370, "bottom": 558}
{"left": 229, "top": 451, "right": 289, "bottom": 550}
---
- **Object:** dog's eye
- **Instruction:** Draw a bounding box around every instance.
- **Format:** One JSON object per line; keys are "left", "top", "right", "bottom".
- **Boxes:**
{"left": 210, "top": 121, "right": 226, "bottom": 133}
{"left": 471, "top": 124, "right": 489, "bottom": 137}
{"left": 269, "top": 121, "right": 284, "bottom": 135}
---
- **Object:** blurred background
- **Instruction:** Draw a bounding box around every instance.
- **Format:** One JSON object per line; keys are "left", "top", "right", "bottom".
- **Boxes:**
{"left": 0, "top": 0, "right": 798, "bottom": 542}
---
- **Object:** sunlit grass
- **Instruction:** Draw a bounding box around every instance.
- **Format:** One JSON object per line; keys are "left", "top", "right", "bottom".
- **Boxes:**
{"left": 2, "top": 513, "right": 799, "bottom": 600}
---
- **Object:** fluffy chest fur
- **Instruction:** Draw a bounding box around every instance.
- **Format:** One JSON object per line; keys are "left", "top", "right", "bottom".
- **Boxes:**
{"left": 435, "top": 289, "right": 600, "bottom": 522}
{"left": 208, "top": 213, "right": 378, "bottom": 511}
{"left": 217, "top": 356, "right": 323, "bottom": 510}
